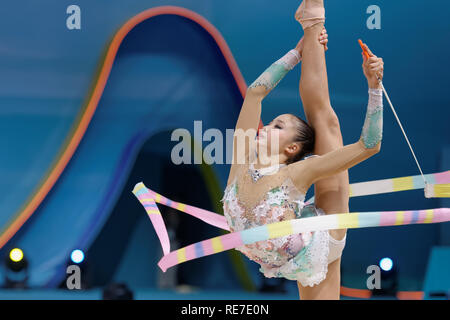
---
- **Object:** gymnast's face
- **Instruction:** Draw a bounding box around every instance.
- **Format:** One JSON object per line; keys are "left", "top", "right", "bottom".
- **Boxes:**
{"left": 257, "top": 114, "right": 302, "bottom": 161}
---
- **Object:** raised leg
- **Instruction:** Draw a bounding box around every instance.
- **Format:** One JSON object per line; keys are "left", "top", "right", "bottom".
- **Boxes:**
{"left": 296, "top": 0, "right": 349, "bottom": 300}
{"left": 297, "top": 0, "right": 349, "bottom": 240}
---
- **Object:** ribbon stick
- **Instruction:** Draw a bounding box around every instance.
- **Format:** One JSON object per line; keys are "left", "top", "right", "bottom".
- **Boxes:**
{"left": 358, "top": 39, "right": 436, "bottom": 198}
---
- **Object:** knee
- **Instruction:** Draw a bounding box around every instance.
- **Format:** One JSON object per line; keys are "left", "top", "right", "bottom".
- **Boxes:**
{"left": 311, "top": 112, "right": 341, "bottom": 133}
{"left": 326, "top": 114, "right": 341, "bottom": 132}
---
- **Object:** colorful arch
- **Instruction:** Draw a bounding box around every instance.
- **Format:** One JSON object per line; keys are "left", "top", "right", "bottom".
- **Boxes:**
{"left": 0, "top": 5, "right": 259, "bottom": 291}
{"left": 0, "top": 6, "right": 249, "bottom": 249}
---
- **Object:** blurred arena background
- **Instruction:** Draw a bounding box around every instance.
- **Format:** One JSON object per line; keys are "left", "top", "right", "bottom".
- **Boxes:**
{"left": 0, "top": 0, "right": 449, "bottom": 300}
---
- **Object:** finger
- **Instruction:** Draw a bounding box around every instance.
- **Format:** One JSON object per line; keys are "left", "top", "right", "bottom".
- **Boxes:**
{"left": 362, "top": 52, "right": 368, "bottom": 63}
{"left": 371, "top": 61, "right": 383, "bottom": 66}
{"left": 371, "top": 66, "right": 383, "bottom": 73}
{"left": 363, "top": 43, "right": 375, "bottom": 57}
{"left": 370, "top": 63, "right": 382, "bottom": 69}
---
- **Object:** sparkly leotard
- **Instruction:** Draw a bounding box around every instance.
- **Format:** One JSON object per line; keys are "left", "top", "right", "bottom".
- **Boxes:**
{"left": 221, "top": 157, "right": 341, "bottom": 287}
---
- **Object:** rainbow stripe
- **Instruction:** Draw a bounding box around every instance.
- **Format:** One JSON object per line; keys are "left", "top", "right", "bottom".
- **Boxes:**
{"left": 155, "top": 208, "right": 450, "bottom": 272}
{"left": 133, "top": 182, "right": 450, "bottom": 272}
{"left": 132, "top": 185, "right": 171, "bottom": 255}
{"left": 132, "top": 182, "right": 229, "bottom": 231}
{"left": 425, "top": 182, "right": 450, "bottom": 198}
{"left": 305, "top": 170, "right": 450, "bottom": 204}
{"left": 133, "top": 170, "right": 450, "bottom": 272}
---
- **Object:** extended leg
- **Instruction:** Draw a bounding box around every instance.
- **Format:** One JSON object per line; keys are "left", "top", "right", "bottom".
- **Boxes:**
{"left": 298, "top": 1, "right": 334, "bottom": 123}
{"left": 297, "top": 0, "right": 349, "bottom": 239}
{"left": 296, "top": 0, "right": 349, "bottom": 300}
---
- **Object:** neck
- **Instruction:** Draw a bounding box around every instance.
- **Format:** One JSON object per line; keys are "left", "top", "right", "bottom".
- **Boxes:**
{"left": 253, "top": 154, "right": 288, "bottom": 170}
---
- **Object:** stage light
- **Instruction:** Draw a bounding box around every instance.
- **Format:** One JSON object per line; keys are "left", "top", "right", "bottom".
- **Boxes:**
{"left": 59, "top": 249, "right": 91, "bottom": 289}
{"left": 70, "top": 249, "right": 85, "bottom": 264}
{"left": 372, "top": 257, "right": 398, "bottom": 297}
{"left": 3, "top": 248, "right": 29, "bottom": 289}
{"left": 379, "top": 257, "right": 393, "bottom": 272}
{"left": 9, "top": 248, "right": 23, "bottom": 263}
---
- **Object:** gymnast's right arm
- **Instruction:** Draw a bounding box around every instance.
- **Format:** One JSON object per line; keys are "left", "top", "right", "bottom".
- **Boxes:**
{"left": 289, "top": 45, "right": 384, "bottom": 188}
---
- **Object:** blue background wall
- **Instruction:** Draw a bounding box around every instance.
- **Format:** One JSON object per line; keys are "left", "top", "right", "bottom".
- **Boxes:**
{"left": 0, "top": 0, "right": 449, "bottom": 295}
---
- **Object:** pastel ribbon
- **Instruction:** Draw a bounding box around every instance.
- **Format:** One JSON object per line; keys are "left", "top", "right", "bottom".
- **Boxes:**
{"left": 132, "top": 182, "right": 230, "bottom": 257}
{"left": 156, "top": 208, "right": 449, "bottom": 272}
{"left": 133, "top": 183, "right": 229, "bottom": 231}
{"left": 132, "top": 181, "right": 450, "bottom": 273}
{"left": 305, "top": 170, "right": 450, "bottom": 205}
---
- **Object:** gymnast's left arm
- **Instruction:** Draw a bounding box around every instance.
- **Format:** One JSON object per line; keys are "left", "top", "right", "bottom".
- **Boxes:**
{"left": 246, "top": 48, "right": 302, "bottom": 99}
{"left": 290, "top": 95, "right": 382, "bottom": 187}
{"left": 289, "top": 47, "right": 384, "bottom": 188}
{"left": 230, "top": 48, "right": 302, "bottom": 169}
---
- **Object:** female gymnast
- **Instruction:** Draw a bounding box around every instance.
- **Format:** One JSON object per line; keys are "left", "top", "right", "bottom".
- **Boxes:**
{"left": 222, "top": 0, "right": 384, "bottom": 300}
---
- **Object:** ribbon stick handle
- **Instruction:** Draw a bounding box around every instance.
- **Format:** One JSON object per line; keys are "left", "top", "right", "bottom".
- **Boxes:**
{"left": 358, "top": 39, "right": 370, "bottom": 59}
{"left": 359, "top": 39, "right": 381, "bottom": 82}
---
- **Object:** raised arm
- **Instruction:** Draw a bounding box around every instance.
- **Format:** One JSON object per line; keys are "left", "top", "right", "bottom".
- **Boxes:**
{"left": 231, "top": 33, "right": 328, "bottom": 169}
{"left": 289, "top": 43, "right": 384, "bottom": 189}
{"left": 234, "top": 48, "right": 302, "bottom": 134}
{"left": 230, "top": 48, "right": 302, "bottom": 168}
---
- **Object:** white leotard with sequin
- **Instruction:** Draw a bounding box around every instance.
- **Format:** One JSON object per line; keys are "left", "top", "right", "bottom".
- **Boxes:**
{"left": 221, "top": 156, "right": 346, "bottom": 287}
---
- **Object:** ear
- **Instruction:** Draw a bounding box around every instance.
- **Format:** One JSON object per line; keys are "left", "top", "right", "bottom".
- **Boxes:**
{"left": 285, "top": 142, "right": 302, "bottom": 157}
